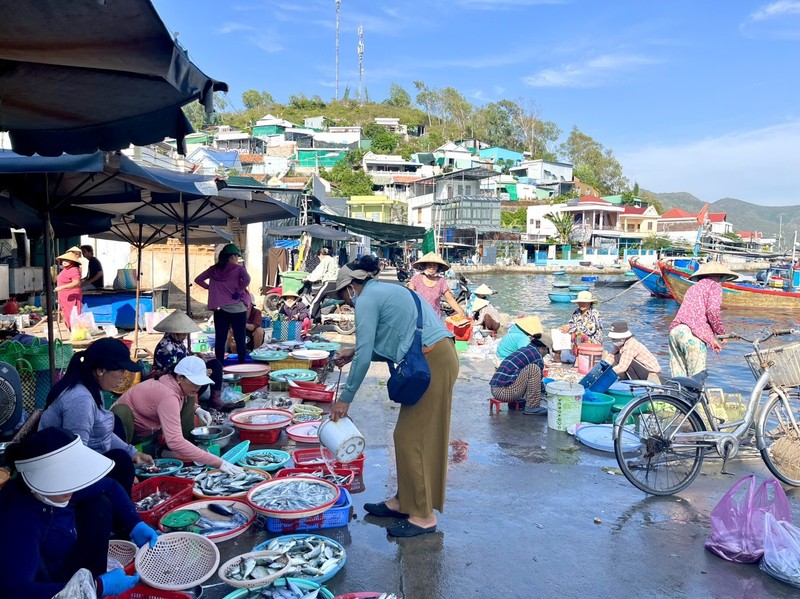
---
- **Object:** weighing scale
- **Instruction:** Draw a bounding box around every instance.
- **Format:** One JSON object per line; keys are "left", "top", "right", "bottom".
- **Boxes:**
{"left": 191, "top": 426, "right": 224, "bottom": 457}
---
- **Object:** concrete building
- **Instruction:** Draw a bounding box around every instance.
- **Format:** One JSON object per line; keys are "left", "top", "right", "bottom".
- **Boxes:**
{"left": 186, "top": 147, "right": 242, "bottom": 175}
{"left": 509, "top": 159, "right": 574, "bottom": 185}
{"left": 348, "top": 195, "right": 406, "bottom": 224}
{"left": 658, "top": 208, "right": 733, "bottom": 243}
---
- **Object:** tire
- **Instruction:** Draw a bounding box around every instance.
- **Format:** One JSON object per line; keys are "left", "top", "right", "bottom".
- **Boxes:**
{"left": 263, "top": 293, "right": 282, "bottom": 311}
{"left": 757, "top": 390, "right": 800, "bottom": 486}
{"left": 614, "top": 394, "right": 706, "bottom": 496}
{"left": 334, "top": 305, "right": 355, "bottom": 335}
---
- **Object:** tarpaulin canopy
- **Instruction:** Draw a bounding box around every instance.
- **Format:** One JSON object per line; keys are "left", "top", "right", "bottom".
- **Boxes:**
{"left": 0, "top": 0, "right": 228, "bottom": 156}
{"left": 264, "top": 223, "right": 355, "bottom": 241}
{"left": 311, "top": 210, "right": 426, "bottom": 244}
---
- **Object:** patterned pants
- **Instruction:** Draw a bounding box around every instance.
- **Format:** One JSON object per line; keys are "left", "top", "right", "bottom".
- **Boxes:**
{"left": 668, "top": 324, "right": 707, "bottom": 378}
{"left": 490, "top": 364, "right": 542, "bottom": 409}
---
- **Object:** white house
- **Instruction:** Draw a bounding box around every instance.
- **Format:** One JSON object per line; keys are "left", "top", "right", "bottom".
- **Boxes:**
{"left": 433, "top": 142, "right": 474, "bottom": 170}
{"left": 525, "top": 196, "right": 623, "bottom": 247}
{"left": 510, "top": 159, "right": 574, "bottom": 184}
{"left": 658, "top": 208, "right": 733, "bottom": 243}
{"left": 407, "top": 167, "right": 497, "bottom": 227}
{"left": 361, "top": 152, "right": 421, "bottom": 175}
{"left": 186, "top": 147, "right": 242, "bottom": 175}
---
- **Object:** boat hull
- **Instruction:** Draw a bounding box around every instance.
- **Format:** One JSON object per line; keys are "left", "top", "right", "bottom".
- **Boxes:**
{"left": 549, "top": 292, "right": 577, "bottom": 303}
{"left": 628, "top": 258, "right": 672, "bottom": 299}
{"left": 660, "top": 261, "right": 800, "bottom": 309}
{"left": 594, "top": 280, "right": 637, "bottom": 289}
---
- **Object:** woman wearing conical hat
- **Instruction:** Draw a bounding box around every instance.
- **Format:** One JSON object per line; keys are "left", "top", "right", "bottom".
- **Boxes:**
{"left": 408, "top": 252, "right": 466, "bottom": 320}
{"left": 54, "top": 247, "right": 83, "bottom": 331}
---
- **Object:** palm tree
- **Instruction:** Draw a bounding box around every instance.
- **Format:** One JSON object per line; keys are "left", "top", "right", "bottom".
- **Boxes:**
{"left": 544, "top": 211, "right": 574, "bottom": 244}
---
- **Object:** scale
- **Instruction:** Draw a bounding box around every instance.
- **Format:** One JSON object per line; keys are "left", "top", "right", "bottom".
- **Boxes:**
{"left": 190, "top": 426, "right": 224, "bottom": 457}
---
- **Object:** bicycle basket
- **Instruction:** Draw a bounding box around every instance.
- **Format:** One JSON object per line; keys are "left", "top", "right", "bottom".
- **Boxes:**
{"left": 744, "top": 342, "right": 800, "bottom": 388}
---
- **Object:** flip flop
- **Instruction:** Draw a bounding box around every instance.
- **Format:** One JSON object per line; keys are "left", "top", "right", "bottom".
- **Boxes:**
{"left": 364, "top": 501, "right": 409, "bottom": 519}
{"left": 387, "top": 520, "right": 437, "bottom": 537}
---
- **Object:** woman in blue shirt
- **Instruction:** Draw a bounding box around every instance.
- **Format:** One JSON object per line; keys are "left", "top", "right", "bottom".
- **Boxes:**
{"left": 329, "top": 256, "right": 458, "bottom": 538}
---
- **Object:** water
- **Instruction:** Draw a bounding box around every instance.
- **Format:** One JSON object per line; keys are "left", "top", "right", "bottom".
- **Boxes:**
{"left": 475, "top": 272, "right": 800, "bottom": 395}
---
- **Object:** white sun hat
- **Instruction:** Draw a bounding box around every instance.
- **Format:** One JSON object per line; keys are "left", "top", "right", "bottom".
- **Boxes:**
{"left": 174, "top": 356, "right": 214, "bottom": 386}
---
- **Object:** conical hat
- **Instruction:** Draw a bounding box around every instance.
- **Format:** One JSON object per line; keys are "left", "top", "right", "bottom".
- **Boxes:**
{"left": 473, "top": 284, "right": 494, "bottom": 296}
{"left": 56, "top": 246, "right": 82, "bottom": 263}
{"left": 471, "top": 298, "right": 490, "bottom": 312}
{"left": 516, "top": 316, "right": 543, "bottom": 336}
{"left": 689, "top": 262, "right": 738, "bottom": 283}
{"left": 153, "top": 310, "right": 201, "bottom": 333}
{"left": 412, "top": 252, "right": 450, "bottom": 272}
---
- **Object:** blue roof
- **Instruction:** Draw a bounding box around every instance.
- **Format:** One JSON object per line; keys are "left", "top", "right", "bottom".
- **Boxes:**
{"left": 190, "top": 147, "right": 241, "bottom": 168}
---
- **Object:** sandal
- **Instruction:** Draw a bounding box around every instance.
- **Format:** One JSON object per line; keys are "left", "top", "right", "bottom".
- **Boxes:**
{"left": 364, "top": 501, "right": 409, "bottom": 519}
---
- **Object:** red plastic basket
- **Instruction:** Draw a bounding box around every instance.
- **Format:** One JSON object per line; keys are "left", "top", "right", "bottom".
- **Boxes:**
{"left": 132, "top": 476, "right": 194, "bottom": 527}
{"left": 291, "top": 448, "right": 365, "bottom": 476}
{"left": 275, "top": 466, "right": 355, "bottom": 490}
{"left": 289, "top": 381, "right": 335, "bottom": 403}
{"left": 239, "top": 427, "right": 281, "bottom": 444}
{"left": 241, "top": 375, "right": 270, "bottom": 393}
{"left": 118, "top": 585, "right": 192, "bottom": 599}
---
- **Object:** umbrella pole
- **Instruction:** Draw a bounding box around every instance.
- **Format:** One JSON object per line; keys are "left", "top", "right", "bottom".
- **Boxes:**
{"left": 183, "top": 195, "right": 191, "bottom": 316}
{"left": 43, "top": 182, "right": 56, "bottom": 384}
{"left": 133, "top": 225, "right": 142, "bottom": 356}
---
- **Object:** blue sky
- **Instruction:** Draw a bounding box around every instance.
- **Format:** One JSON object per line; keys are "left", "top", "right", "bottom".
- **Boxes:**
{"left": 153, "top": 0, "right": 800, "bottom": 205}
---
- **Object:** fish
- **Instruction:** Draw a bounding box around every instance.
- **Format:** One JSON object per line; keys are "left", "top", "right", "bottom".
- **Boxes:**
{"left": 249, "top": 480, "right": 337, "bottom": 512}
{"left": 282, "top": 468, "right": 351, "bottom": 486}
{"left": 242, "top": 452, "right": 285, "bottom": 467}
{"left": 226, "top": 554, "right": 288, "bottom": 582}
{"left": 175, "top": 466, "right": 206, "bottom": 479}
{"left": 208, "top": 502, "right": 235, "bottom": 517}
{"left": 260, "top": 535, "right": 345, "bottom": 581}
{"left": 194, "top": 470, "right": 267, "bottom": 497}
{"left": 134, "top": 491, "right": 170, "bottom": 511}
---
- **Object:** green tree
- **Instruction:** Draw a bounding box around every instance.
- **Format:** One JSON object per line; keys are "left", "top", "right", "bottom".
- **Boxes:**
{"left": 441, "top": 87, "right": 473, "bottom": 138}
{"left": 242, "top": 89, "right": 274, "bottom": 110}
{"left": 641, "top": 235, "right": 672, "bottom": 250}
{"left": 501, "top": 207, "right": 527, "bottom": 230}
{"left": 544, "top": 211, "right": 574, "bottom": 244}
{"left": 472, "top": 102, "right": 516, "bottom": 149}
{"left": 561, "top": 127, "right": 628, "bottom": 195}
{"left": 371, "top": 130, "right": 398, "bottom": 153}
{"left": 182, "top": 102, "right": 207, "bottom": 131}
{"left": 320, "top": 150, "right": 374, "bottom": 197}
{"left": 383, "top": 83, "right": 412, "bottom": 108}
{"left": 620, "top": 190, "right": 637, "bottom": 206}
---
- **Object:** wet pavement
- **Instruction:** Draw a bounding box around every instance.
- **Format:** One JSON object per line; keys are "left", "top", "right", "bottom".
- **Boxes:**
{"left": 199, "top": 354, "right": 800, "bottom": 599}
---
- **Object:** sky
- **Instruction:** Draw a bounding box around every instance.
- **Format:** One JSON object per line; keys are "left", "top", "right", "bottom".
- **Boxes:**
{"left": 153, "top": 0, "right": 800, "bottom": 206}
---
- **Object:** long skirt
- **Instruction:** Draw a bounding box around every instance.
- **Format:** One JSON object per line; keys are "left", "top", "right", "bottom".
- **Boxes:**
{"left": 668, "top": 324, "right": 707, "bottom": 377}
{"left": 394, "top": 338, "right": 459, "bottom": 517}
{"left": 490, "top": 363, "right": 542, "bottom": 409}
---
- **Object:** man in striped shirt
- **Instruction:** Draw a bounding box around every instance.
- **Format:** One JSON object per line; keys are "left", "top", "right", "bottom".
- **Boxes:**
{"left": 608, "top": 321, "right": 662, "bottom": 382}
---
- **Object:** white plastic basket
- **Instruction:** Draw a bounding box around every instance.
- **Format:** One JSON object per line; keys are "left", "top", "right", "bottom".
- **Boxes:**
{"left": 744, "top": 342, "right": 800, "bottom": 387}
{"left": 135, "top": 532, "right": 219, "bottom": 591}
{"left": 107, "top": 539, "right": 137, "bottom": 568}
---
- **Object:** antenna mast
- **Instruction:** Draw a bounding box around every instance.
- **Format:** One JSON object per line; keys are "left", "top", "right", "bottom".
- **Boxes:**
{"left": 335, "top": 0, "right": 341, "bottom": 101}
{"left": 357, "top": 24, "right": 364, "bottom": 105}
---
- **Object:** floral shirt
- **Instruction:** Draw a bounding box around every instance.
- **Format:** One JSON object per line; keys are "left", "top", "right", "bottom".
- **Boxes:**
{"left": 669, "top": 278, "right": 725, "bottom": 347}
{"left": 567, "top": 307, "right": 602, "bottom": 344}
{"left": 409, "top": 274, "right": 449, "bottom": 317}
{"left": 154, "top": 333, "right": 189, "bottom": 372}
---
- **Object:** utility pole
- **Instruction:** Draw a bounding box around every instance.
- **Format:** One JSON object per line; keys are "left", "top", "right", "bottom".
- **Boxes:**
{"left": 335, "top": 0, "right": 341, "bottom": 101}
{"left": 357, "top": 24, "right": 364, "bottom": 106}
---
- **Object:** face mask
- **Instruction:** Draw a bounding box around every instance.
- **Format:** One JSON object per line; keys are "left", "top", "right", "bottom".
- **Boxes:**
{"left": 284, "top": 298, "right": 296, "bottom": 307}
{"left": 34, "top": 492, "right": 70, "bottom": 509}
{"left": 347, "top": 286, "right": 359, "bottom": 306}
{"left": 612, "top": 340, "right": 625, "bottom": 347}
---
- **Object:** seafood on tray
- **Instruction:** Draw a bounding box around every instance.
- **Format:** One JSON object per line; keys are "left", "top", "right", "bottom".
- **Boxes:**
{"left": 249, "top": 480, "right": 337, "bottom": 512}
{"left": 194, "top": 470, "right": 267, "bottom": 497}
{"left": 262, "top": 535, "right": 345, "bottom": 580}
{"left": 134, "top": 491, "right": 170, "bottom": 512}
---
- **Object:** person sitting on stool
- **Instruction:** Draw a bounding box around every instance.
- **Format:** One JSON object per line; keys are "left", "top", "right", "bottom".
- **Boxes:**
{"left": 607, "top": 321, "right": 662, "bottom": 382}
{"left": 490, "top": 344, "right": 545, "bottom": 415}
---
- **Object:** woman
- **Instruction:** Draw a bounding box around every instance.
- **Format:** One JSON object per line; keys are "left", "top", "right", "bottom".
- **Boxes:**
{"left": 228, "top": 296, "right": 265, "bottom": 353}
{"left": 0, "top": 428, "right": 157, "bottom": 598}
{"left": 496, "top": 315, "right": 546, "bottom": 365}
{"left": 408, "top": 252, "right": 466, "bottom": 319}
{"left": 330, "top": 256, "right": 458, "bottom": 538}
{"left": 279, "top": 289, "right": 311, "bottom": 333}
{"left": 115, "top": 356, "right": 244, "bottom": 475}
{"left": 153, "top": 309, "right": 224, "bottom": 408}
{"left": 470, "top": 297, "right": 501, "bottom": 335}
{"left": 466, "top": 282, "right": 494, "bottom": 313}
{"left": 607, "top": 321, "right": 662, "bottom": 382}
{"left": 490, "top": 344, "right": 545, "bottom": 414}
{"left": 668, "top": 262, "right": 736, "bottom": 377}
{"left": 39, "top": 338, "right": 153, "bottom": 495}
{"left": 194, "top": 243, "right": 251, "bottom": 365}
{"left": 560, "top": 290, "right": 602, "bottom": 360}
{"left": 54, "top": 246, "right": 83, "bottom": 331}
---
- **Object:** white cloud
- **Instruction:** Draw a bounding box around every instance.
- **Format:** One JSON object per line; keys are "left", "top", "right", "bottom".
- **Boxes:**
{"left": 523, "top": 54, "right": 658, "bottom": 87}
{"left": 741, "top": 1, "right": 800, "bottom": 39}
{"left": 456, "top": 0, "right": 567, "bottom": 9}
{"left": 618, "top": 120, "right": 800, "bottom": 205}
{"left": 247, "top": 32, "right": 284, "bottom": 53}
{"left": 216, "top": 22, "right": 255, "bottom": 34}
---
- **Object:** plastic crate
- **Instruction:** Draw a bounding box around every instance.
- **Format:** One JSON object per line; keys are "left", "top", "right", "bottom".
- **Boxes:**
{"left": 270, "top": 357, "right": 312, "bottom": 371}
{"left": 578, "top": 360, "right": 618, "bottom": 393}
{"left": 118, "top": 586, "right": 192, "bottom": 599}
{"left": 132, "top": 476, "right": 194, "bottom": 527}
{"left": 241, "top": 375, "right": 270, "bottom": 393}
{"left": 265, "top": 488, "right": 352, "bottom": 533}
{"left": 239, "top": 427, "right": 281, "bottom": 445}
{"left": 292, "top": 448, "right": 365, "bottom": 476}
{"left": 446, "top": 317, "right": 473, "bottom": 342}
{"left": 223, "top": 355, "right": 254, "bottom": 365}
{"left": 289, "top": 381, "right": 335, "bottom": 403}
{"left": 275, "top": 467, "right": 355, "bottom": 490}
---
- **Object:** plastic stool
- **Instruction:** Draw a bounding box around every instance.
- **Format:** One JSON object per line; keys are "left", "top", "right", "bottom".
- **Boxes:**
{"left": 489, "top": 398, "right": 503, "bottom": 414}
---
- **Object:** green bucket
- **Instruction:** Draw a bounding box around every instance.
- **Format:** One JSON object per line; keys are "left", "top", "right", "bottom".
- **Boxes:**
{"left": 280, "top": 271, "right": 308, "bottom": 294}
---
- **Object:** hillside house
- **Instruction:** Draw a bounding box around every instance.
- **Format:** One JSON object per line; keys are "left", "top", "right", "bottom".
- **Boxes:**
{"left": 407, "top": 167, "right": 500, "bottom": 228}
{"left": 348, "top": 195, "right": 406, "bottom": 224}
{"left": 213, "top": 126, "right": 263, "bottom": 154}
{"left": 253, "top": 114, "right": 295, "bottom": 138}
{"left": 479, "top": 147, "right": 525, "bottom": 170}
{"left": 510, "top": 159, "right": 573, "bottom": 185}
{"left": 433, "top": 142, "right": 474, "bottom": 170}
{"left": 525, "top": 196, "right": 623, "bottom": 249}
{"left": 658, "top": 208, "right": 733, "bottom": 243}
{"left": 304, "top": 116, "right": 325, "bottom": 130}
{"left": 186, "top": 147, "right": 242, "bottom": 175}
{"left": 291, "top": 148, "right": 347, "bottom": 173}
{"left": 361, "top": 152, "right": 422, "bottom": 175}
{"left": 619, "top": 205, "right": 660, "bottom": 236}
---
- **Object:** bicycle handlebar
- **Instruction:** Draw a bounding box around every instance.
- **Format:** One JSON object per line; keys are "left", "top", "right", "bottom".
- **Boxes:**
{"left": 717, "top": 328, "right": 799, "bottom": 345}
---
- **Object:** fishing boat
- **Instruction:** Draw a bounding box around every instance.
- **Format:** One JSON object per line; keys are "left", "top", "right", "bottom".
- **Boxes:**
{"left": 594, "top": 264, "right": 605, "bottom": 269}
{"left": 594, "top": 279, "right": 638, "bottom": 289}
{"left": 659, "top": 261, "right": 800, "bottom": 309}
{"left": 552, "top": 280, "right": 571, "bottom": 288}
{"left": 549, "top": 292, "right": 577, "bottom": 303}
{"left": 569, "top": 284, "right": 591, "bottom": 292}
{"left": 581, "top": 275, "right": 598, "bottom": 282}
{"left": 628, "top": 257, "right": 673, "bottom": 299}
{"left": 552, "top": 270, "right": 567, "bottom": 276}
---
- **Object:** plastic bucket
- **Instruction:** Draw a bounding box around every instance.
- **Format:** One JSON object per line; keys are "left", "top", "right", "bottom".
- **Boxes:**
{"left": 546, "top": 382, "right": 584, "bottom": 431}
{"left": 280, "top": 271, "right": 308, "bottom": 294}
{"left": 318, "top": 417, "right": 366, "bottom": 464}
{"left": 580, "top": 391, "right": 615, "bottom": 424}
{"left": 576, "top": 343, "right": 603, "bottom": 375}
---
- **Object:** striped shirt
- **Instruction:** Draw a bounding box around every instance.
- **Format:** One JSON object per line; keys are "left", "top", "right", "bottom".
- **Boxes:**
{"left": 490, "top": 345, "right": 544, "bottom": 387}
{"left": 610, "top": 337, "right": 661, "bottom": 375}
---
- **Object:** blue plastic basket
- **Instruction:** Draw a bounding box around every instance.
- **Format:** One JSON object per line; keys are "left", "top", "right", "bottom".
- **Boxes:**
{"left": 578, "top": 360, "right": 618, "bottom": 393}
{"left": 252, "top": 533, "right": 346, "bottom": 584}
{"left": 220, "top": 440, "right": 250, "bottom": 464}
{"left": 236, "top": 449, "right": 291, "bottom": 472}
{"left": 135, "top": 458, "right": 183, "bottom": 479}
{"left": 222, "top": 578, "right": 333, "bottom": 599}
{"left": 264, "top": 488, "right": 351, "bottom": 533}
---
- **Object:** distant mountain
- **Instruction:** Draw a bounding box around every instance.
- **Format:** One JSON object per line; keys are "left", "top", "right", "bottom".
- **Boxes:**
{"left": 643, "top": 190, "right": 800, "bottom": 237}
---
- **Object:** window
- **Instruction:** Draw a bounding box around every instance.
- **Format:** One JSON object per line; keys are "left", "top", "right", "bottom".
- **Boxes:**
{"left": 535, "top": 220, "right": 541, "bottom": 228}
{"left": 647, "top": 222, "right": 653, "bottom": 231}
{"left": 370, "top": 212, "right": 381, "bottom": 221}
{"left": 457, "top": 184, "right": 463, "bottom": 195}
{"left": 416, "top": 208, "right": 422, "bottom": 224}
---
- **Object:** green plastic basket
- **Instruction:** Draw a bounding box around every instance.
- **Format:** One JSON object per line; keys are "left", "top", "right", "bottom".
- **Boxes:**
{"left": 280, "top": 271, "right": 308, "bottom": 294}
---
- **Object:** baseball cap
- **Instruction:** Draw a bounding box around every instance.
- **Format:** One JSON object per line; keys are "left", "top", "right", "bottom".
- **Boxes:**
{"left": 174, "top": 356, "right": 214, "bottom": 386}
{"left": 84, "top": 338, "right": 141, "bottom": 372}
{"left": 221, "top": 243, "right": 242, "bottom": 256}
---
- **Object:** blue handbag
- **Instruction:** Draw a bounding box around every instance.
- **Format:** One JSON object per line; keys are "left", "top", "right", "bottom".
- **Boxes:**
{"left": 386, "top": 290, "right": 431, "bottom": 406}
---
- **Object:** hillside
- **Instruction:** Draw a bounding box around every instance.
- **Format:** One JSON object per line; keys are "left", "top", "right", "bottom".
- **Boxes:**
{"left": 644, "top": 190, "right": 800, "bottom": 237}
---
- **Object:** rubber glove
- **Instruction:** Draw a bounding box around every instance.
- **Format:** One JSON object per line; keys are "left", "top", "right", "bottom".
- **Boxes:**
{"left": 130, "top": 521, "right": 159, "bottom": 548}
{"left": 195, "top": 407, "right": 212, "bottom": 426}
{"left": 220, "top": 461, "right": 245, "bottom": 476}
{"left": 98, "top": 569, "right": 139, "bottom": 597}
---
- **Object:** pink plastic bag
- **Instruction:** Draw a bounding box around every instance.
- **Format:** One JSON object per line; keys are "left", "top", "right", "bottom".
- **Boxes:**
{"left": 705, "top": 475, "right": 792, "bottom": 563}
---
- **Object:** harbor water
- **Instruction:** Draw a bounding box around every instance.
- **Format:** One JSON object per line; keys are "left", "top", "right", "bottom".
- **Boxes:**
{"left": 475, "top": 272, "right": 800, "bottom": 395}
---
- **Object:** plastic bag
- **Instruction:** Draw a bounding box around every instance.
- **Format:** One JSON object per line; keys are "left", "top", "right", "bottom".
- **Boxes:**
{"left": 51, "top": 568, "right": 96, "bottom": 599}
{"left": 761, "top": 513, "right": 800, "bottom": 588}
{"left": 70, "top": 308, "right": 96, "bottom": 342}
{"left": 705, "top": 475, "right": 792, "bottom": 563}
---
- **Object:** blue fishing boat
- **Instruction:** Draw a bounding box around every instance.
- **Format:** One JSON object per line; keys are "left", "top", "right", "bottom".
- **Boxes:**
{"left": 628, "top": 257, "right": 675, "bottom": 299}
{"left": 553, "top": 270, "right": 567, "bottom": 276}
{"left": 552, "top": 280, "right": 571, "bottom": 288}
{"left": 569, "top": 284, "right": 591, "bottom": 292}
{"left": 549, "top": 292, "right": 577, "bottom": 303}
{"left": 581, "top": 275, "right": 598, "bottom": 282}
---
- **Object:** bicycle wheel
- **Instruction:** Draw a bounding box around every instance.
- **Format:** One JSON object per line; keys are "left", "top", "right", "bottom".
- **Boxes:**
{"left": 334, "top": 305, "right": 355, "bottom": 335}
{"left": 758, "top": 390, "right": 800, "bottom": 486}
{"left": 614, "top": 394, "right": 706, "bottom": 496}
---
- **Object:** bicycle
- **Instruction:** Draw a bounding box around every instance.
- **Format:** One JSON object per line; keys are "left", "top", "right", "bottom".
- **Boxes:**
{"left": 612, "top": 328, "right": 800, "bottom": 495}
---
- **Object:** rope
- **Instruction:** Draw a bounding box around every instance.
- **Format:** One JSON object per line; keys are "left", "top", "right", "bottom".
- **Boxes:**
{"left": 596, "top": 270, "right": 654, "bottom": 304}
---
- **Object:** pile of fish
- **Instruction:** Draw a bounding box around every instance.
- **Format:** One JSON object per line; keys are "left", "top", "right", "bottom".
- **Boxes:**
{"left": 134, "top": 490, "right": 170, "bottom": 511}
{"left": 292, "top": 414, "right": 321, "bottom": 423}
{"left": 224, "top": 553, "right": 288, "bottom": 582}
{"left": 135, "top": 463, "right": 164, "bottom": 475}
{"left": 284, "top": 469, "right": 351, "bottom": 486}
{"left": 241, "top": 579, "right": 323, "bottom": 598}
{"left": 182, "top": 503, "right": 249, "bottom": 536}
{"left": 242, "top": 413, "right": 290, "bottom": 425}
{"left": 194, "top": 469, "right": 267, "bottom": 497}
{"left": 249, "top": 480, "right": 337, "bottom": 512}
{"left": 241, "top": 452, "right": 286, "bottom": 468}
{"left": 262, "top": 536, "right": 344, "bottom": 579}
{"left": 175, "top": 466, "right": 206, "bottom": 479}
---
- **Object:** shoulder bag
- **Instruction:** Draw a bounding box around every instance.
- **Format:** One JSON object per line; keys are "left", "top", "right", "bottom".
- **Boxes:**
{"left": 386, "top": 289, "right": 431, "bottom": 406}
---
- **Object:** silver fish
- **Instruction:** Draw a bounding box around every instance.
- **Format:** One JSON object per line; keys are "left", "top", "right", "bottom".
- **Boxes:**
{"left": 227, "top": 554, "right": 287, "bottom": 582}
{"left": 261, "top": 535, "right": 345, "bottom": 581}
{"left": 134, "top": 491, "right": 170, "bottom": 511}
{"left": 242, "top": 452, "right": 285, "bottom": 467}
{"left": 194, "top": 470, "right": 266, "bottom": 497}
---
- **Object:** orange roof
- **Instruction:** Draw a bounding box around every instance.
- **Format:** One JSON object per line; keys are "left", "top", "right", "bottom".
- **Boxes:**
{"left": 282, "top": 176, "right": 310, "bottom": 183}
{"left": 391, "top": 175, "right": 422, "bottom": 184}
{"left": 739, "top": 231, "right": 762, "bottom": 239}
{"left": 622, "top": 206, "right": 647, "bottom": 215}
{"left": 660, "top": 208, "right": 694, "bottom": 219}
{"left": 577, "top": 195, "right": 608, "bottom": 204}
{"left": 239, "top": 154, "right": 263, "bottom": 164}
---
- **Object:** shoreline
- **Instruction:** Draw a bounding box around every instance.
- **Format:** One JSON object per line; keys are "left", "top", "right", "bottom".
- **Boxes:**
{"left": 450, "top": 261, "right": 769, "bottom": 276}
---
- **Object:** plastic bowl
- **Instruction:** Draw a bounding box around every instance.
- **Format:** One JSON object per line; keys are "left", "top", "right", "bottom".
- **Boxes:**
{"left": 237, "top": 449, "right": 291, "bottom": 472}
{"left": 580, "top": 392, "right": 615, "bottom": 424}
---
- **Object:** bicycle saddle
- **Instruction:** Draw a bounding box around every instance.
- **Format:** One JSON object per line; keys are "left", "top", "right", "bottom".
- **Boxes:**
{"left": 666, "top": 376, "right": 704, "bottom": 393}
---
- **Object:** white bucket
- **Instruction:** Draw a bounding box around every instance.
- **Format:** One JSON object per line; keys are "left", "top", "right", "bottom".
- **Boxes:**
{"left": 546, "top": 382, "right": 584, "bottom": 431}
{"left": 318, "top": 416, "right": 365, "bottom": 463}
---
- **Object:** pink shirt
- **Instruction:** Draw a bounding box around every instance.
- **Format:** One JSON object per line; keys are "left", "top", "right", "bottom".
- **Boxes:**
{"left": 670, "top": 278, "right": 725, "bottom": 347}
{"left": 116, "top": 376, "right": 223, "bottom": 468}
{"left": 409, "top": 273, "right": 449, "bottom": 317}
